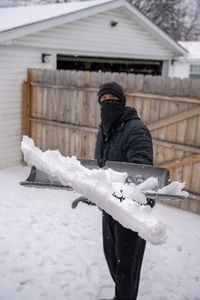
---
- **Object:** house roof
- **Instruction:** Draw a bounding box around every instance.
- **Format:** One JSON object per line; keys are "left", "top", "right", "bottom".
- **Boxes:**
{"left": 0, "top": 0, "right": 187, "bottom": 57}
{"left": 0, "top": 0, "right": 113, "bottom": 33}
{"left": 178, "top": 41, "right": 200, "bottom": 61}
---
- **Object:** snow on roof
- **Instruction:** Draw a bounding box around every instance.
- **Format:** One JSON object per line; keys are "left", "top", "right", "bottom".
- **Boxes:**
{"left": 178, "top": 41, "right": 200, "bottom": 60}
{"left": 0, "top": 0, "right": 113, "bottom": 33}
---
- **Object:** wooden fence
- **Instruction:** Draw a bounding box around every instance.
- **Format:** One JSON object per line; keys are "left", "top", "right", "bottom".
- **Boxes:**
{"left": 23, "top": 68, "right": 200, "bottom": 214}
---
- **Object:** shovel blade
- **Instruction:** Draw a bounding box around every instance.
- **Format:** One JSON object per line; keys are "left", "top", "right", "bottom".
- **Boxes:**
{"left": 20, "top": 159, "right": 185, "bottom": 201}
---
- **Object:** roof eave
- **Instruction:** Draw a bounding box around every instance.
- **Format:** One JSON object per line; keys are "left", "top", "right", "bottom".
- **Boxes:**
{"left": 0, "top": 0, "right": 122, "bottom": 43}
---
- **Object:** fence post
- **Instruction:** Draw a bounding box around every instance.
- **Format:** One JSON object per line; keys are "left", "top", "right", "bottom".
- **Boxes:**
{"left": 22, "top": 81, "right": 31, "bottom": 137}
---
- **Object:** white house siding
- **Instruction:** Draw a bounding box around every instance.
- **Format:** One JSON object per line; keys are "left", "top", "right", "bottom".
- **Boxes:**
{"left": 168, "top": 61, "right": 190, "bottom": 79}
{"left": 0, "top": 45, "right": 54, "bottom": 168}
{"left": 13, "top": 8, "right": 174, "bottom": 60}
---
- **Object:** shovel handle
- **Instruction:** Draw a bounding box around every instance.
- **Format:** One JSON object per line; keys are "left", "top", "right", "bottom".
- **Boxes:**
{"left": 71, "top": 197, "right": 96, "bottom": 209}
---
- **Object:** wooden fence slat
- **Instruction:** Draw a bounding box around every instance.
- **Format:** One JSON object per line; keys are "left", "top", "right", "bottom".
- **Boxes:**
{"left": 22, "top": 82, "right": 30, "bottom": 136}
{"left": 188, "top": 192, "right": 200, "bottom": 202}
{"left": 153, "top": 139, "right": 200, "bottom": 154}
{"left": 158, "top": 153, "right": 200, "bottom": 169}
{"left": 148, "top": 106, "right": 200, "bottom": 131}
{"left": 135, "top": 74, "right": 144, "bottom": 92}
{"left": 29, "top": 117, "right": 98, "bottom": 133}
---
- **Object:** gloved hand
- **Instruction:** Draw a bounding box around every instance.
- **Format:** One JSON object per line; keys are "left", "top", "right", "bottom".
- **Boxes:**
{"left": 145, "top": 198, "right": 155, "bottom": 208}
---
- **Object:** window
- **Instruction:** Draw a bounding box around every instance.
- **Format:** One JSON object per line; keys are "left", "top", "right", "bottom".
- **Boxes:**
{"left": 190, "top": 65, "right": 200, "bottom": 78}
{"left": 57, "top": 55, "right": 162, "bottom": 75}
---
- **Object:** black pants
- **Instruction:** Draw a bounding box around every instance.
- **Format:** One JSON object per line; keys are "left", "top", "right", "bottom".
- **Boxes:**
{"left": 102, "top": 212, "right": 146, "bottom": 300}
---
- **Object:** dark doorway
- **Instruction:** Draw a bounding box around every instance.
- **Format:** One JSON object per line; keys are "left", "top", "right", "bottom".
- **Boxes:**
{"left": 57, "top": 55, "right": 162, "bottom": 75}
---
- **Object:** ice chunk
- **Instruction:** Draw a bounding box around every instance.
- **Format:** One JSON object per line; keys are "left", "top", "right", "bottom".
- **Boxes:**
{"left": 157, "top": 182, "right": 189, "bottom": 197}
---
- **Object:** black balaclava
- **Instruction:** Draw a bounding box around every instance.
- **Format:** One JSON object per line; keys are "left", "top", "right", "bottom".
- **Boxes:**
{"left": 98, "top": 82, "right": 126, "bottom": 138}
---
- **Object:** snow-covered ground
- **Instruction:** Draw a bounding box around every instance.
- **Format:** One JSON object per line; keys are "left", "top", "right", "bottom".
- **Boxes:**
{"left": 0, "top": 165, "right": 200, "bottom": 300}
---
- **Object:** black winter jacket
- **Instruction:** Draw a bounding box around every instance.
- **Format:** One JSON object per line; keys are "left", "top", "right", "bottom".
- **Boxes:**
{"left": 95, "top": 107, "right": 153, "bottom": 167}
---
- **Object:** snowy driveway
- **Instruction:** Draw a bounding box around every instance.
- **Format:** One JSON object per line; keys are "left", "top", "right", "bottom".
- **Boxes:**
{"left": 0, "top": 166, "right": 200, "bottom": 300}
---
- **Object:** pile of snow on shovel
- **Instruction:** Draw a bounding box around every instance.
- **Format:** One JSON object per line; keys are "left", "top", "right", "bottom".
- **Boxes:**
{"left": 21, "top": 136, "right": 188, "bottom": 246}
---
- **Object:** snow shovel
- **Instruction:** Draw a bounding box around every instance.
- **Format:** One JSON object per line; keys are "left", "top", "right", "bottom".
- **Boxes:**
{"left": 20, "top": 159, "right": 186, "bottom": 207}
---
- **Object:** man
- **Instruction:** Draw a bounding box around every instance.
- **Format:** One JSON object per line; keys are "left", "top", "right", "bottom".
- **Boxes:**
{"left": 95, "top": 82, "right": 153, "bottom": 300}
